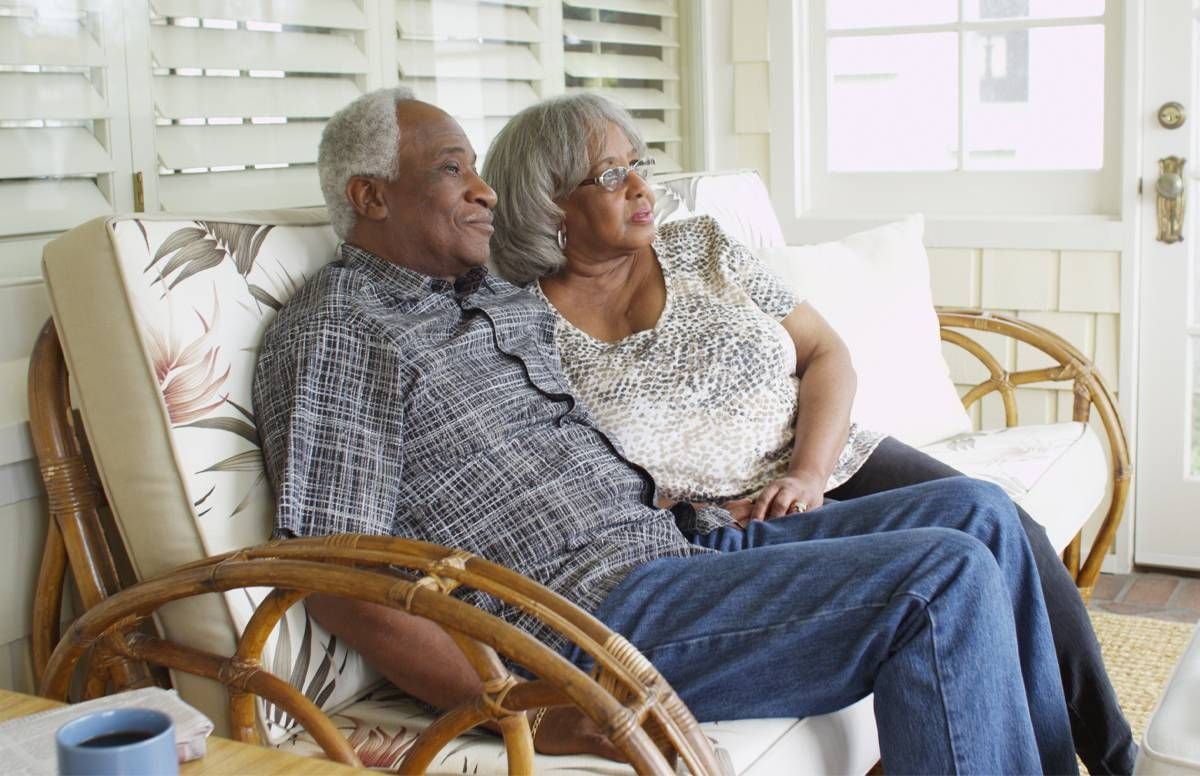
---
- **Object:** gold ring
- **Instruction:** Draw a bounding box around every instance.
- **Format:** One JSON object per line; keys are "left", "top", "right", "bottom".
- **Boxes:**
{"left": 789, "top": 501, "right": 807, "bottom": 513}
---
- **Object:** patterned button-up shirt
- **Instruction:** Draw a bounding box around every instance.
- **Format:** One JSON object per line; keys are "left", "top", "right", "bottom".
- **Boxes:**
{"left": 253, "top": 244, "right": 714, "bottom": 654}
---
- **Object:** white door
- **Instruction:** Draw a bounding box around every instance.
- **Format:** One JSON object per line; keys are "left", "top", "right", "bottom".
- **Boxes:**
{"left": 1136, "top": 0, "right": 1200, "bottom": 569}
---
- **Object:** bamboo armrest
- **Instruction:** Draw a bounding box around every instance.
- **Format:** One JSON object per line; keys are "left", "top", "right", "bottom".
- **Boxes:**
{"left": 936, "top": 308, "right": 1131, "bottom": 598}
{"left": 39, "top": 538, "right": 722, "bottom": 776}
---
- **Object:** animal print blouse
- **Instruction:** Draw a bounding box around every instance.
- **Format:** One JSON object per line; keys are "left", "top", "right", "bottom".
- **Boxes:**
{"left": 535, "top": 215, "right": 885, "bottom": 503}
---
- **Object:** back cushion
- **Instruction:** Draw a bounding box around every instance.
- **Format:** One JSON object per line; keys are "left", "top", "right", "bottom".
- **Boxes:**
{"left": 755, "top": 215, "right": 972, "bottom": 448}
{"left": 652, "top": 169, "right": 786, "bottom": 250}
{"left": 43, "top": 212, "right": 380, "bottom": 740}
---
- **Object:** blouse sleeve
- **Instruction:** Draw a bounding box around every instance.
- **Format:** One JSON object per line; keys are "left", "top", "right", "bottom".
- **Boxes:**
{"left": 702, "top": 215, "right": 801, "bottom": 320}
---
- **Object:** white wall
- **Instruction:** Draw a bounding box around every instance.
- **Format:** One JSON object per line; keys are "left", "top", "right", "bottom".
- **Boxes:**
{"left": 0, "top": 276, "right": 49, "bottom": 693}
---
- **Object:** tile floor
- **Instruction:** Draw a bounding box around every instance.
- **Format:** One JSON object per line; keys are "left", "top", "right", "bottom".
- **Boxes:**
{"left": 1088, "top": 571, "right": 1200, "bottom": 624}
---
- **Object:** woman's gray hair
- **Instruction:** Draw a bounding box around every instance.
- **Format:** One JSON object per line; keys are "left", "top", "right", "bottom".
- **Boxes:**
{"left": 483, "top": 94, "right": 648, "bottom": 286}
{"left": 318, "top": 86, "right": 416, "bottom": 240}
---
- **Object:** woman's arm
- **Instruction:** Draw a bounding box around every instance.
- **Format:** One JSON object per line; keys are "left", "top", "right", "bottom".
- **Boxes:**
{"left": 749, "top": 302, "right": 857, "bottom": 521}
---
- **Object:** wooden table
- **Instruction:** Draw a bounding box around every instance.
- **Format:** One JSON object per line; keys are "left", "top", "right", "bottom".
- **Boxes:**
{"left": 0, "top": 688, "right": 362, "bottom": 774}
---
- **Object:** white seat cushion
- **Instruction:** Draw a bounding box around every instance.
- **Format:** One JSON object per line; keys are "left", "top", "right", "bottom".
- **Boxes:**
{"left": 919, "top": 422, "right": 1107, "bottom": 553}
{"left": 1137, "top": 624, "right": 1200, "bottom": 774}
{"left": 276, "top": 688, "right": 879, "bottom": 776}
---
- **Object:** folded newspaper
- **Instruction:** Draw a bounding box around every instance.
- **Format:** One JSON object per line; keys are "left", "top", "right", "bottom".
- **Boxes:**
{"left": 0, "top": 687, "right": 214, "bottom": 775}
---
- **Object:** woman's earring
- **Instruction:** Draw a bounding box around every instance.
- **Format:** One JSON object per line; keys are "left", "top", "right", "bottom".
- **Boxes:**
{"left": 557, "top": 225, "right": 567, "bottom": 251}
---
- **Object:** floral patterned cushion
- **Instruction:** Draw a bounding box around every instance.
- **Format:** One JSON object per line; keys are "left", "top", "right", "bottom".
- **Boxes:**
{"left": 122, "top": 216, "right": 389, "bottom": 742}
{"left": 920, "top": 421, "right": 1107, "bottom": 552}
{"left": 275, "top": 686, "right": 878, "bottom": 776}
{"left": 43, "top": 211, "right": 382, "bottom": 742}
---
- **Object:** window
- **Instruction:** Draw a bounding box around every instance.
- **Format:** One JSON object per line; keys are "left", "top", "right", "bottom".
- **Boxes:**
{"left": 562, "top": 0, "right": 684, "bottom": 172}
{"left": 0, "top": 0, "right": 128, "bottom": 281}
{"left": 1, "top": 0, "right": 693, "bottom": 285}
{"left": 143, "top": 0, "right": 372, "bottom": 212}
{"left": 397, "top": 1, "right": 550, "bottom": 160}
{"left": 770, "top": 0, "right": 1122, "bottom": 222}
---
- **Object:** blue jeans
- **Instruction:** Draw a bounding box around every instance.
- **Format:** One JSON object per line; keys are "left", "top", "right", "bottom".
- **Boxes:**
{"left": 829, "top": 436, "right": 1134, "bottom": 774}
{"left": 572, "top": 478, "right": 1077, "bottom": 775}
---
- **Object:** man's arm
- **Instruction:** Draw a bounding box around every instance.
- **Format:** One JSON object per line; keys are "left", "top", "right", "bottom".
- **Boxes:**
{"left": 306, "top": 595, "right": 482, "bottom": 708}
{"left": 307, "top": 595, "right": 622, "bottom": 760}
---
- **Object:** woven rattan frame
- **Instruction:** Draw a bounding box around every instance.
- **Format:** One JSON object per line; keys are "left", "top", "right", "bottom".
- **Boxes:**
{"left": 938, "top": 309, "right": 1132, "bottom": 600}
{"left": 27, "top": 322, "right": 722, "bottom": 776}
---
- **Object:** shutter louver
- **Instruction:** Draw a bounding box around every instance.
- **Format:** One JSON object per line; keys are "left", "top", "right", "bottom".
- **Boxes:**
{"left": 147, "top": 1, "right": 370, "bottom": 212}
{"left": 0, "top": 2, "right": 120, "bottom": 281}
{"left": 395, "top": 0, "right": 547, "bottom": 159}
{"left": 562, "top": 0, "right": 683, "bottom": 172}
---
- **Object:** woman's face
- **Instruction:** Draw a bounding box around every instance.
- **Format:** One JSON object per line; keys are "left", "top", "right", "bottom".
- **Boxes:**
{"left": 559, "top": 121, "right": 655, "bottom": 262}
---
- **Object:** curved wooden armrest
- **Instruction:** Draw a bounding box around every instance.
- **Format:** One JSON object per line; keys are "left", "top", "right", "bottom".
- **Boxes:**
{"left": 937, "top": 308, "right": 1131, "bottom": 597}
{"left": 39, "top": 538, "right": 724, "bottom": 776}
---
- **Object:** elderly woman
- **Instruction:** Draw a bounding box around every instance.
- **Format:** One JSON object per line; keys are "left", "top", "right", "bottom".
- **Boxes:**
{"left": 483, "top": 94, "right": 1135, "bottom": 775}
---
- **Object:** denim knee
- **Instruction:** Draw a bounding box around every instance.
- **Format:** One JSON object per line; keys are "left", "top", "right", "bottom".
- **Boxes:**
{"left": 953, "top": 477, "right": 1015, "bottom": 511}
{"left": 938, "top": 477, "right": 1022, "bottom": 533}
{"left": 923, "top": 526, "right": 995, "bottom": 563}
{"left": 916, "top": 527, "right": 1009, "bottom": 601}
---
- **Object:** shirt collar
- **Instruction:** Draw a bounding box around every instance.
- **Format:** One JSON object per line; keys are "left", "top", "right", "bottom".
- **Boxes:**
{"left": 339, "top": 242, "right": 491, "bottom": 301}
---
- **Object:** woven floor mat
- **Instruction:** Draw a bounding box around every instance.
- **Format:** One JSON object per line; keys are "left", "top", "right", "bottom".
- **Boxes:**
{"left": 1081, "top": 610, "right": 1196, "bottom": 774}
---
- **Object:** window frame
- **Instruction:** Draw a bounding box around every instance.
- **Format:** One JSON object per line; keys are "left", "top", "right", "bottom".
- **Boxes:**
{"left": 767, "top": 0, "right": 1125, "bottom": 235}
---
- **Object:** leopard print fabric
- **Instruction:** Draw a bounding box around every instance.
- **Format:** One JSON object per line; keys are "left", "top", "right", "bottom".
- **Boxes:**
{"left": 536, "top": 215, "right": 885, "bottom": 503}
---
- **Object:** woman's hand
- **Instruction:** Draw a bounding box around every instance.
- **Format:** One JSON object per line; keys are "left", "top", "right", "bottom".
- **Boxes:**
{"left": 532, "top": 705, "right": 625, "bottom": 761}
{"left": 748, "top": 471, "right": 826, "bottom": 522}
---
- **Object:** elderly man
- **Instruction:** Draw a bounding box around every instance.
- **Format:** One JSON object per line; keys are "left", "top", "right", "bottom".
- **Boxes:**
{"left": 253, "top": 87, "right": 1077, "bottom": 774}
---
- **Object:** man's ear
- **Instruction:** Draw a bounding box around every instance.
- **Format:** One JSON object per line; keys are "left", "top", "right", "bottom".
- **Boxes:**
{"left": 345, "top": 176, "right": 389, "bottom": 222}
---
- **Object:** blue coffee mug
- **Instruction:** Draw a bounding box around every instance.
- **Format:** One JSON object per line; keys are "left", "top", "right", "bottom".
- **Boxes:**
{"left": 56, "top": 707, "right": 178, "bottom": 775}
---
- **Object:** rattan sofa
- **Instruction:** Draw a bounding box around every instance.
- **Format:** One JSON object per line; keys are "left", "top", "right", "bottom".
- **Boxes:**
{"left": 27, "top": 170, "right": 1129, "bottom": 775}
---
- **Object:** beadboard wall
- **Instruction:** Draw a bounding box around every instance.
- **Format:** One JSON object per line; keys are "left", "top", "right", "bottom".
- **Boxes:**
{"left": 0, "top": 275, "right": 50, "bottom": 694}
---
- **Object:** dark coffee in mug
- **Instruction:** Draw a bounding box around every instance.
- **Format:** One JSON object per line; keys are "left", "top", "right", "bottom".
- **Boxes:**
{"left": 78, "top": 731, "right": 157, "bottom": 748}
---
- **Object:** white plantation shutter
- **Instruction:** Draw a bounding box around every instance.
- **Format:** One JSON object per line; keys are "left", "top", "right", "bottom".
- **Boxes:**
{"left": 394, "top": 0, "right": 550, "bottom": 159}
{"left": 0, "top": 1, "right": 126, "bottom": 281}
{"left": 562, "top": 0, "right": 682, "bottom": 172}
{"left": 0, "top": 1, "right": 696, "bottom": 267}
{"left": 145, "top": 0, "right": 375, "bottom": 212}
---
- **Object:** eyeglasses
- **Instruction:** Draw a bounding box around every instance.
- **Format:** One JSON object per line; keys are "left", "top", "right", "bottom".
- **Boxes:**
{"left": 577, "top": 158, "right": 655, "bottom": 193}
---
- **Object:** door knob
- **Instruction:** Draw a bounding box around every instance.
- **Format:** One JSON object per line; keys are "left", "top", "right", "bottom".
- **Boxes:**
{"left": 1158, "top": 101, "right": 1187, "bottom": 129}
{"left": 1156, "top": 155, "right": 1187, "bottom": 243}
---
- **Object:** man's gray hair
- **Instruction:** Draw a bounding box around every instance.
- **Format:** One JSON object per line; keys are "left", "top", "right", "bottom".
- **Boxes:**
{"left": 483, "top": 94, "right": 648, "bottom": 286}
{"left": 318, "top": 86, "right": 417, "bottom": 240}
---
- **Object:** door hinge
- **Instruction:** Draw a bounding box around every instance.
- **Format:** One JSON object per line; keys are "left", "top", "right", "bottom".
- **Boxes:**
{"left": 1137, "top": 177, "right": 1143, "bottom": 195}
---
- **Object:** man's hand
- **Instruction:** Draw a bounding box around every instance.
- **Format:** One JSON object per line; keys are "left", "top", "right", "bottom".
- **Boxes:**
{"left": 723, "top": 498, "right": 754, "bottom": 529}
{"left": 532, "top": 705, "right": 625, "bottom": 761}
{"left": 749, "top": 471, "right": 826, "bottom": 522}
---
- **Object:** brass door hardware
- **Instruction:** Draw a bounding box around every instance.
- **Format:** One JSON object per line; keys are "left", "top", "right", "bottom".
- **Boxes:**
{"left": 133, "top": 171, "right": 145, "bottom": 213}
{"left": 1156, "top": 155, "right": 1187, "bottom": 243}
{"left": 1158, "top": 101, "right": 1187, "bottom": 129}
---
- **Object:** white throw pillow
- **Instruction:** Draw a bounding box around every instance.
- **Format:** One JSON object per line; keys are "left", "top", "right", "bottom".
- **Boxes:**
{"left": 755, "top": 215, "right": 971, "bottom": 448}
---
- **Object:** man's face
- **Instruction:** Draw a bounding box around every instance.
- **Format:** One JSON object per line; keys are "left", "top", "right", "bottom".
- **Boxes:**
{"left": 378, "top": 102, "right": 497, "bottom": 279}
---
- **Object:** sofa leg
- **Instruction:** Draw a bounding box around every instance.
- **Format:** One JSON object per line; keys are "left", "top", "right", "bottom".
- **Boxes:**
{"left": 1063, "top": 533, "right": 1082, "bottom": 582}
